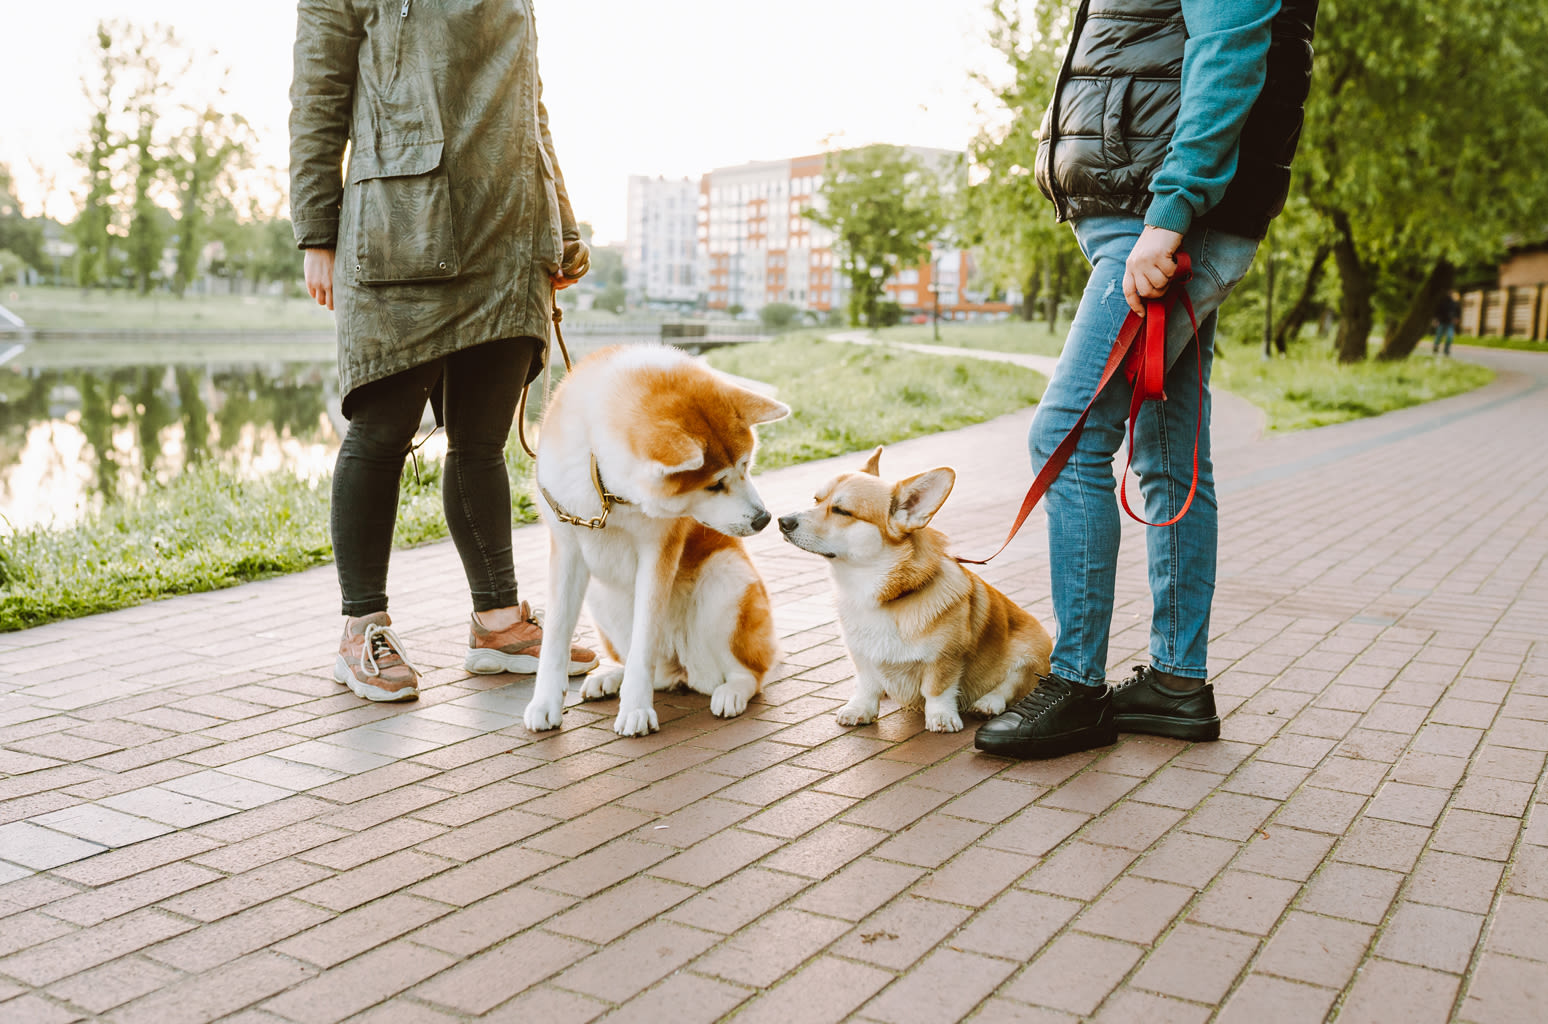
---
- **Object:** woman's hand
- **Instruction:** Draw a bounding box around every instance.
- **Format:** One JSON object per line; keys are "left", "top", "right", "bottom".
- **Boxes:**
{"left": 1123, "top": 226, "right": 1185, "bottom": 314}
{"left": 304, "top": 248, "right": 337, "bottom": 310}
{"left": 552, "top": 238, "right": 590, "bottom": 290}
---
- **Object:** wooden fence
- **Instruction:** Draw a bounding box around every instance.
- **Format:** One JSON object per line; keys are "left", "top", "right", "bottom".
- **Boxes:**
{"left": 1460, "top": 285, "right": 1548, "bottom": 341}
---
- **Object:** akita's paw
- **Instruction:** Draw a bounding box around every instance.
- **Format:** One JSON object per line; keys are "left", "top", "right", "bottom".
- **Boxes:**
{"left": 580, "top": 667, "right": 624, "bottom": 702}
{"left": 925, "top": 709, "right": 965, "bottom": 733}
{"left": 969, "top": 693, "right": 1008, "bottom": 717}
{"left": 710, "top": 685, "right": 753, "bottom": 718}
{"left": 835, "top": 703, "right": 878, "bottom": 726}
{"left": 614, "top": 706, "right": 659, "bottom": 737}
{"left": 522, "top": 696, "right": 564, "bottom": 732}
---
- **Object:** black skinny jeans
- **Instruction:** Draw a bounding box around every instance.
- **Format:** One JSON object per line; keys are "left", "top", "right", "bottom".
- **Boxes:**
{"left": 332, "top": 337, "right": 538, "bottom": 617}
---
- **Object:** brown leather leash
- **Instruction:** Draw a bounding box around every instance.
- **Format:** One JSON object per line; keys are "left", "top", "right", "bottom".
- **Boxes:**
{"left": 516, "top": 285, "right": 574, "bottom": 459}
{"left": 957, "top": 252, "right": 1203, "bottom": 566}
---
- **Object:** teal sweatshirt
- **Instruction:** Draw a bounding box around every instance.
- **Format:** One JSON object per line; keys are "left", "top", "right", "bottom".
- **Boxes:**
{"left": 1145, "top": 0, "right": 1281, "bottom": 236}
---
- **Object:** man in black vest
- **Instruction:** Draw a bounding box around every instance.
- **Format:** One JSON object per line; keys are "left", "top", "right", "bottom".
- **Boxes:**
{"left": 976, "top": 0, "right": 1320, "bottom": 759}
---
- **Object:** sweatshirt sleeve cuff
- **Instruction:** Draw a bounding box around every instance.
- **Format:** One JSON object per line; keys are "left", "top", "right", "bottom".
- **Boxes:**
{"left": 1144, "top": 194, "right": 1195, "bottom": 237}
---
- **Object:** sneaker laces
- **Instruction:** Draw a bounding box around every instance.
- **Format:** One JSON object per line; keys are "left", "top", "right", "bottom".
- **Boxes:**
{"left": 1006, "top": 675, "right": 1078, "bottom": 720}
{"left": 360, "top": 622, "right": 421, "bottom": 677}
{"left": 1113, "top": 665, "right": 1150, "bottom": 692}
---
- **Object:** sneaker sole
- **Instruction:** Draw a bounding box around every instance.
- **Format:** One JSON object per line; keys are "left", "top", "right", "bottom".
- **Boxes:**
{"left": 1113, "top": 713, "right": 1220, "bottom": 742}
{"left": 464, "top": 649, "right": 599, "bottom": 676}
{"left": 333, "top": 655, "right": 419, "bottom": 702}
{"left": 974, "top": 723, "right": 1118, "bottom": 760}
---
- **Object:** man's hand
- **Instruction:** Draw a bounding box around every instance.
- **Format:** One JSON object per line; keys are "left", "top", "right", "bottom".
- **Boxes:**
{"left": 1123, "top": 226, "right": 1185, "bottom": 314}
{"left": 304, "top": 248, "right": 337, "bottom": 311}
{"left": 552, "top": 238, "right": 590, "bottom": 290}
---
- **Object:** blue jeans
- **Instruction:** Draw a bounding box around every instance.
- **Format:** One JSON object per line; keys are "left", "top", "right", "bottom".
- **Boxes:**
{"left": 1030, "top": 215, "right": 1259, "bottom": 684}
{"left": 1433, "top": 322, "right": 1456, "bottom": 355}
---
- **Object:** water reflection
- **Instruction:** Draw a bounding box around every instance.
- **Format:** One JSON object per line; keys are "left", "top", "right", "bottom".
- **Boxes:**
{"left": 1, "top": 356, "right": 348, "bottom": 531}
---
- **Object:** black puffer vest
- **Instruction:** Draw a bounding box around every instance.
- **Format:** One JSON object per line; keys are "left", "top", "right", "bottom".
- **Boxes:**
{"left": 1035, "top": 0, "right": 1319, "bottom": 240}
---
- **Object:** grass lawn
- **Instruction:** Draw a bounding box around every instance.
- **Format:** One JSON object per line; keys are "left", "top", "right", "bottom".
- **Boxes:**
{"left": 0, "top": 283, "right": 660, "bottom": 332}
{"left": 864, "top": 320, "right": 1067, "bottom": 356}
{"left": 862, "top": 319, "right": 1495, "bottom": 432}
{"left": 1, "top": 335, "right": 1043, "bottom": 631}
{"left": 3, "top": 284, "right": 338, "bottom": 331}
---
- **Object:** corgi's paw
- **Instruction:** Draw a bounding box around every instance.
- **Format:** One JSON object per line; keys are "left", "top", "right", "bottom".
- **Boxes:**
{"left": 969, "top": 693, "right": 1008, "bottom": 717}
{"left": 522, "top": 693, "right": 564, "bottom": 732}
{"left": 613, "top": 706, "right": 659, "bottom": 737}
{"left": 836, "top": 702, "right": 878, "bottom": 726}
{"left": 580, "top": 666, "right": 624, "bottom": 702}
{"left": 925, "top": 708, "right": 964, "bottom": 733}
{"left": 710, "top": 684, "right": 753, "bottom": 718}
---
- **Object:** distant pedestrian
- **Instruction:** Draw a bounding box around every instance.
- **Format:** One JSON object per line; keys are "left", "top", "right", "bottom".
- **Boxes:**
{"left": 975, "top": 0, "right": 1321, "bottom": 759}
{"left": 289, "top": 0, "right": 598, "bottom": 702}
{"left": 1433, "top": 290, "right": 1463, "bottom": 356}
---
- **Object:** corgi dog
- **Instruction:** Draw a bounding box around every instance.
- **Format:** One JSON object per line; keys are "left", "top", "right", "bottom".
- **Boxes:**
{"left": 777, "top": 447, "right": 1052, "bottom": 733}
{"left": 521, "top": 344, "right": 789, "bottom": 738}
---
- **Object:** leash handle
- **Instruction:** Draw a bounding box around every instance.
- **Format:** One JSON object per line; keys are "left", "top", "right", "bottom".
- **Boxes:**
{"left": 517, "top": 283, "right": 577, "bottom": 459}
{"left": 956, "top": 252, "right": 1199, "bottom": 565}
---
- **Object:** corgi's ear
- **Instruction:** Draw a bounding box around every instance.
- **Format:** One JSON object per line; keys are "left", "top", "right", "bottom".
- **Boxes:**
{"left": 891, "top": 468, "right": 955, "bottom": 532}
{"left": 861, "top": 446, "right": 884, "bottom": 476}
{"left": 646, "top": 431, "right": 705, "bottom": 475}
{"left": 732, "top": 387, "right": 790, "bottom": 426}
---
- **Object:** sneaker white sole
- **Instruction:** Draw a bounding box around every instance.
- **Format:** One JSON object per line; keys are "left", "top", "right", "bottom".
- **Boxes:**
{"left": 464, "top": 648, "right": 598, "bottom": 676}
{"left": 333, "top": 655, "right": 419, "bottom": 702}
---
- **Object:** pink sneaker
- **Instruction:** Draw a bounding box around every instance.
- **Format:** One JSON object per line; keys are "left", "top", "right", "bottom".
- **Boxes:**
{"left": 464, "top": 601, "right": 599, "bottom": 676}
{"left": 334, "top": 612, "right": 421, "bottom": 702}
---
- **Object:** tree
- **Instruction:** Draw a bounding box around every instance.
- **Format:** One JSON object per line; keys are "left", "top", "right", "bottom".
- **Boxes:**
{"left": 0, "top": 165, "right": 45, "bottom": 272}
{"left": 1295, "top": 0, "right": 1548, "bottom": 361}
{"left": 168, "top": 104, "right": 250, "bottom": 296}
{"left": 808, "top": 145, "right": 945, "bottom": 327}
{"left": 960, "top": 0, "right": 1084, "bottom": 329}
{"left": 72, "top": 22, "right": 125, "bottom": 289}
{"left": 120, "top": 24, "right": 185, "bottom": 294}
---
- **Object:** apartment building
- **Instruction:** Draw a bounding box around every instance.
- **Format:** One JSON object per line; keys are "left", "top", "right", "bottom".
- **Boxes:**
{"left": 624, "top": 175, "right": 699, "bottom": 306}
{"left": 625, "top": 148, "right": 1017, "bottom": 318}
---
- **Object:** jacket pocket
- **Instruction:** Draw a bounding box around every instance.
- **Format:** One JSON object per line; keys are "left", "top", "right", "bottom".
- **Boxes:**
{"left": 347, "top": 141, "right": 460, "bottom": 286}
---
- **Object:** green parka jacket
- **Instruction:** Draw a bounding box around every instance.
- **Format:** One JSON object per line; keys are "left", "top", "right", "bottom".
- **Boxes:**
{"left": 289, "top": 0, "right": 577, "bottom": 408}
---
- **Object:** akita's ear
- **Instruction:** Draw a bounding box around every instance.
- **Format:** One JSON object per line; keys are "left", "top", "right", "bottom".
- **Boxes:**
{"left": 733, "top": 387, "right": 790, "bottom": 426}
{"left": 861, "top": 446, "right": 884, "bottom": 476}
{"left": 891, "top": 468, "right": 955, "bottom": 532}
{"left": 646, "top": 432, "right": 705, "bottom": 476}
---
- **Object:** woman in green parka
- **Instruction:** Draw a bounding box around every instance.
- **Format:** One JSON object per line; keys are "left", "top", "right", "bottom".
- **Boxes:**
{"left": 290, "top": 0, "right": 598, "bottom": 702}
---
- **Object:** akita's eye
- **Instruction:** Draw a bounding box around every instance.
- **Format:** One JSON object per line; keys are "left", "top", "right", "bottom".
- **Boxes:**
{"left": 830, "top": 506, "right": 853, "bottom": 518}
{"left": 706, "top": 480, "right": 728, "bottom": 494}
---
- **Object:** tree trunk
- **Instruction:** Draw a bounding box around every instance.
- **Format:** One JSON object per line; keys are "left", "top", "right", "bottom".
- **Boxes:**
{"left": 1377, "top": 258, "right": 1454, "bottom": 360}
{"left": 1270, "top": 242, "right": 1331, "bottom": 354}
{"left": 1021, "top": 269, "right": 1038, "bottom": 321}
{"left": 1331, "top": 213, "right": 1372, "bottom": 363}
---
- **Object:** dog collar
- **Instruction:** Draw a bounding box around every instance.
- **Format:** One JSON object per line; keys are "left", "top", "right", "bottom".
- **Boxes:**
{"left": 539, "top": 453, "right": 630, "bottom": 530}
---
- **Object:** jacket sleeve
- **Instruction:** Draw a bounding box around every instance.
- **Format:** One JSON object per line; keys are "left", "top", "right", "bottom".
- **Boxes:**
{"left": 1146, "top": 0, "right": 1279, "bottom": 235}
{"left": 537, "top": 76, "right": 579, "bottom": 243}
{"left": 289, "top": 0, "right": 362, "bottom": 250}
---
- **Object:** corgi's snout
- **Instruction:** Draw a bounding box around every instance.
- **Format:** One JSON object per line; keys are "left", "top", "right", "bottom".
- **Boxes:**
{"left": 778, "top": 514, "right": 798, "bottom": 535}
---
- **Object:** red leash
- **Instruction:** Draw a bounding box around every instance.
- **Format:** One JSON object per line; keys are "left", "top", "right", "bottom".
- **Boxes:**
{"left": 957, "top": 252, "right": 1203, "bottom": 566}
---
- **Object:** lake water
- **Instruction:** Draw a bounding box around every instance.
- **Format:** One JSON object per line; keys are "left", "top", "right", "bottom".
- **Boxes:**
{"left": 0, "top": 334, "right": 350, "bottom": 532}
{"left": 0, "top": 324, "right": 767, "bottom": 534}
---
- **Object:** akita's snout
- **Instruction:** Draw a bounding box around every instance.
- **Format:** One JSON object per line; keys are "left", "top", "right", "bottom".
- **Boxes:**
{"left": 751, "top": 508, "right": 771, "bottom": 533}
{"left": 777, "top": 514, "right": 798, "bottom": 535}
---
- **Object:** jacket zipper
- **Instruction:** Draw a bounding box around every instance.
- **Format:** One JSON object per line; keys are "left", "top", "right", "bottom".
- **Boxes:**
{"left": 401, "top": 1, "right": 410, "bottom": 16}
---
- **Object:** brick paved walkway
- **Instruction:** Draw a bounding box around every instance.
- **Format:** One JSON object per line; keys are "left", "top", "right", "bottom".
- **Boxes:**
{"left": 1, "top": 346, "right": 1545, "bottom": 1023}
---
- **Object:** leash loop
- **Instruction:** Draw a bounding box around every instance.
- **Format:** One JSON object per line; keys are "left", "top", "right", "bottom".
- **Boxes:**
{"left": 956, "top": 251, "right": 1203, "bottom": 565}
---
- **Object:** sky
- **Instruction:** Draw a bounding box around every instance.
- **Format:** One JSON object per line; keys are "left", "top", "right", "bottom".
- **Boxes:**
{"left": 2, "top": 0, "right": 1016, "bottom": 245}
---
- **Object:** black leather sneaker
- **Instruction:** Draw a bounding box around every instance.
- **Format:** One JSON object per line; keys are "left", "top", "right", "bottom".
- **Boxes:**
{"left": 974, "top": 675, "right": 1116, "bottom": 759}
{"left": 1110, "top": 665, "right": 1220, "bottom": 741}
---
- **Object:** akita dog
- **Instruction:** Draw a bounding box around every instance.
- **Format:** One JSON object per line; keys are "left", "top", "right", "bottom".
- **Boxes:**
{"left": 778, "top": 447, "right": 1052, "bottom": 732}
{"left": 522, "top": 344, "right": 789, "bottom": 738}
